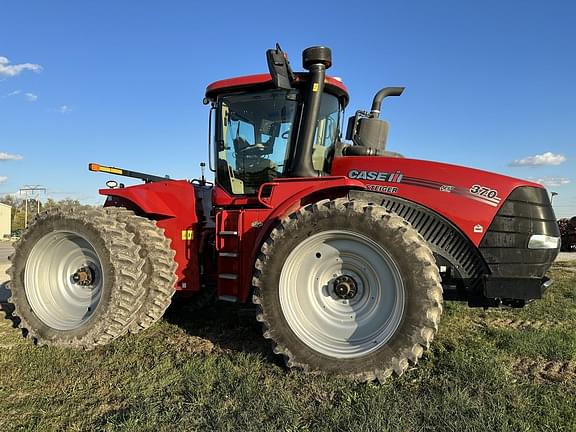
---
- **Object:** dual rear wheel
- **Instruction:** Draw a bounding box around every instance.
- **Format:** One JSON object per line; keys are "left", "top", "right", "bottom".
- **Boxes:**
{"left": 6, "top": 207, "right": 177, "bottom": 348}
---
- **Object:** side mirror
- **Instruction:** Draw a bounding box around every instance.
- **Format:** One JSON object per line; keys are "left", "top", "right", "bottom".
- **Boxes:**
{"left": 266, "top": 43, "right": 294, "bottom": 90}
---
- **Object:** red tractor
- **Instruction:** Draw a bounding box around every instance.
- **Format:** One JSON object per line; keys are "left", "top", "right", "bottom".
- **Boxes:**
{"left": 7, "top": 46, "right": 561, "bottom": 381}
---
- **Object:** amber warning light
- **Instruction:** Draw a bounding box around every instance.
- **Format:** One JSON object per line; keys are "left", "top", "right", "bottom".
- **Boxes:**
{"left": 89, "top": 163, "right": 123, "bottom": 175}
{"left": 88, "top": 162, "right": 171, "bottom": 184}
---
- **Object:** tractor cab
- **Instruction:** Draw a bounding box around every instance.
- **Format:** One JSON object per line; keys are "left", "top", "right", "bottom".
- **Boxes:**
{"left": 205, "top": 46, "right": 349, "bottom": 198}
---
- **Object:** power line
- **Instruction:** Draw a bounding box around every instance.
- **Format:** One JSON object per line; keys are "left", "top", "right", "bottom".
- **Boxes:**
{"left": 19, "top": 185, "right": 46, "bottom": 228}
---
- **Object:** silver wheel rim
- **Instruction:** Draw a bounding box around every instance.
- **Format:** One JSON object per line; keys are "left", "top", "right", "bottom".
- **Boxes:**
{"left": 25, "top": 230, "right": 104, "bottom": 330}
{"left": 279, "top": 230, "right": 405, "bottom": 359}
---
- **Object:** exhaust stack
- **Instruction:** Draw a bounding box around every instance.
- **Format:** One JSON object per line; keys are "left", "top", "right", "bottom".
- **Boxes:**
{"left": 290, "top": 46, "right": 332, "bottom": 177}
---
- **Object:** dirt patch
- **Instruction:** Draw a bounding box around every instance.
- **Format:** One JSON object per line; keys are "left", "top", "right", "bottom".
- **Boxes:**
{"left": 484, "top": 318, "right": 563, "bottom": 330}
{"left": 167, "top": 333, "right": 215, "bottom": 354}
{"left": 512, "top": 357, "right": 576, "bottom": 383}
{"left": 164, "top": 302, "right": 273, "bottom": 358}
{"left": 139, "top": 324, "right": 216, "bottom": 354}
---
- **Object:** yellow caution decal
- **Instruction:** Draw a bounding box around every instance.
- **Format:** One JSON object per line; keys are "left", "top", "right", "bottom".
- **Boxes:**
{"left": 181, "top": 229, "right": 194, "bottom": 240}
{"left": 312, "top": 82, "right": 319, "bottom": 92}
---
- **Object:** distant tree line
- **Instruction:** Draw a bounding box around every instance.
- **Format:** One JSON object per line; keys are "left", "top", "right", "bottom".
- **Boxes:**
{"left": 0, "top": 195, "right": 82, "bottom": 232}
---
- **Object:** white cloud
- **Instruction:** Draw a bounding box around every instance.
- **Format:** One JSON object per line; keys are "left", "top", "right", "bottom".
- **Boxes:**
{"left": 4, "top": 90, "right": 38, "bottom": 101}
{"left": 24, "top": 92, "right": 38, "bottom": 102}
{"left": 0, "top": 56, "right": 43, "bottom": 77}
{"left": 0, "top": 176, "right": 7, "bottom": 183}
{"left": 528, "top": 177, "right": 571, "bottom": 187}
{"left": 0, "top": 152, "right": 23, "bottom": 161}
{"left": 59, "top": 105, "right": 72, "bottom": 113}
{"left": 509, "top": 152, "right": 566, "bottom": 167}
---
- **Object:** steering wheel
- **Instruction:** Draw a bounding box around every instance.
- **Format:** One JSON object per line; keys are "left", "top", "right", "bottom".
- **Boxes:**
{"left": 237, "top": 143, "right": 266, "bottom": 154}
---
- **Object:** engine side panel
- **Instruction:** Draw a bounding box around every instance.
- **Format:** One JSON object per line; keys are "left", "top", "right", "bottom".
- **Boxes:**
{"left": 99, "top": 180, "right": 201, "bottom": 292}
{"left": 331, "top": 156, "right": 545, "bottom": 247}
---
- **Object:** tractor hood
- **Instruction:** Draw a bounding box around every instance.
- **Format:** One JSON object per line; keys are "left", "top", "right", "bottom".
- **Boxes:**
{"left": 331, "top": 155, "right": 552, "bottom": 247}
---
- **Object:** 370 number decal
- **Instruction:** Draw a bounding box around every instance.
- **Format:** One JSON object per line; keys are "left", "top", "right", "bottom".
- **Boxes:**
{"left": 470, "top": 184, "right": 499, "bottom": 199}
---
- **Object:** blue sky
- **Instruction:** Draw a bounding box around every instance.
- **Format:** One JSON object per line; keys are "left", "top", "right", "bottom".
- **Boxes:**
{"left": 1, "top": 1, "right": 575, "bottom": 217}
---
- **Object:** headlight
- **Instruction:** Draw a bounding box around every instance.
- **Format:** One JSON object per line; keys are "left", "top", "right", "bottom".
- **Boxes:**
{"left": 528, "top": 234, "right": 560, "bottom": 249}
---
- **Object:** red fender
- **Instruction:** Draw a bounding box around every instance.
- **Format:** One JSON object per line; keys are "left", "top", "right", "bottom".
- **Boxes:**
{"left": 100, "top": 180, "right": 200, "bottom": 291}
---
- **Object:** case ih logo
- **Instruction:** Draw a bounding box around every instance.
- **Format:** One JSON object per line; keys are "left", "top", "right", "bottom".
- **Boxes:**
{"left": 348, "top": 170, "right": 403, "bottom": 183}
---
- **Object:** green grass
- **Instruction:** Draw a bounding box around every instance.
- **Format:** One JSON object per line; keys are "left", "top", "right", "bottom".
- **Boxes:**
{"left": 1, "top": 262, "right": 576, "bottom": 431}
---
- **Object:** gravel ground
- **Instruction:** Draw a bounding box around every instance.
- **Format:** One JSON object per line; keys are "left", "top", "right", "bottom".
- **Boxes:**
{"left": 0, "top": 241, "right": 13, "bottom": 264}
{"left": 0, "top": 241, "right": 13, "bottom": 287}
{"left": 0, "top": 264, "right": 9, "bottom": 303}
{"left": 556, "top": 252, "right": 576, "bottom": 262}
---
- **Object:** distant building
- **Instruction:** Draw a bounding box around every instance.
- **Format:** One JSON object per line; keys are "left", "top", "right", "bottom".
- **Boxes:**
{"left": 0, "top": 203, "right": 11, "bottom": 239}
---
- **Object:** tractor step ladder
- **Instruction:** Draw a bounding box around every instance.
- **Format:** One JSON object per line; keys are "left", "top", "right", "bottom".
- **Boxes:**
{"left": 216, "top": 210, "right": 243, "bottom": 301}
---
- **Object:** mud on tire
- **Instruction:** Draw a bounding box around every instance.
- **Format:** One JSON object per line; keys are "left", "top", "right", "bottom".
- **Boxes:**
{"left": 104, "top": 207, "right": 177, "bottom": 333}
{"left": 6, "top": 207, "right": 147, "bottom": 349}
{"left": 252, "top": 198, "right": 443, "bottom": 382}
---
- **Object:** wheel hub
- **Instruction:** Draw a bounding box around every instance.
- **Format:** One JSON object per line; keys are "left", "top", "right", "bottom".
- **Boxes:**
{"left": 24, "top": 230, "right": 104, "bottom": 330}
{"left": 333, "top": 275, "right": 358, "bottom": 299}
{"left": 279, "top": 229, "right": 405, "bottom": 359}
{"left": 72, "top": 266, "right": 96, "bottom": 287}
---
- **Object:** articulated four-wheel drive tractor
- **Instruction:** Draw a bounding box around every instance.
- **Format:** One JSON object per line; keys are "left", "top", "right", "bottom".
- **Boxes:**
{"left": 7, "top": 45, "right": 560, "bottom": 381}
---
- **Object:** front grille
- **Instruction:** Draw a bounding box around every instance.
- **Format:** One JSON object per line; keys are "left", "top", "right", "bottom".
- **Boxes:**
{"left": 479, "top": 186, "right": 560, "bottom": 278}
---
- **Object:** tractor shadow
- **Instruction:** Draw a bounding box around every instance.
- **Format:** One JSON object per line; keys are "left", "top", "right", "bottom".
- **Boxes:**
{"left": 164, "top": 300, "right": 282, "bottom": 365}
{"left": 0, "top": 280, "right": 281, "bottom": 365}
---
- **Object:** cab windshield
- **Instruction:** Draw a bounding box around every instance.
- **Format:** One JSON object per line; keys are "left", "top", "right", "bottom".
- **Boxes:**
{"left": 216, "top": 89, "right": 340, "bottom": 195}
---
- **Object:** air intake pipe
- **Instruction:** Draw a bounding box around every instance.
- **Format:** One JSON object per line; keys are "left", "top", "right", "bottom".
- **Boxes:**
{"left": 290, "top": 46, "right": 332, "bottom": 177}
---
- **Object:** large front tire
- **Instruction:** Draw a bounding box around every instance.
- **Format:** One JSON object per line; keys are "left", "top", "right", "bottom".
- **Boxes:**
{"left": 252, "top": 198, "right": 443, "bottom": 382}
{"left": 6, "top": 207, "right": 147, "bottom": 348}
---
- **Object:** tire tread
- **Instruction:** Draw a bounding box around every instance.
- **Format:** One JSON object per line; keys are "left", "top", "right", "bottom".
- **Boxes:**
{"left": 252, "top": 198, "right": 443, "bottom": 382}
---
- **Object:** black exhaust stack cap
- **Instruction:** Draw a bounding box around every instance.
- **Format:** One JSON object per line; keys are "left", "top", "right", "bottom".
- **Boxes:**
{"left": 302, "top": 46, "right": 332, "bottom": 69}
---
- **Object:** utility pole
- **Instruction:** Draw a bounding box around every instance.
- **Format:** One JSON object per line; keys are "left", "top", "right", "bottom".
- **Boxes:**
{"left": 19, "top": 186, "right": 46, "bottom": 228}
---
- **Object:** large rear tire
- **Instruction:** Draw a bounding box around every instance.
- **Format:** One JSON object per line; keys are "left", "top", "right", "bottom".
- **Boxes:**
{"left": 104, "top": 208, "right": 177, "bottom": 333}
{"left": 252, "top": 198, "right": 443, "bottom": 382}
{"left": 6, "top": 207, "right": 147, "bottom": 348}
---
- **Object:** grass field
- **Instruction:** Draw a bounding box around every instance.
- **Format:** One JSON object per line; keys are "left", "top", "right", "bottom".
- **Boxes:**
{"left": 1, "top": 261, "right": 575, "bottom": 431}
